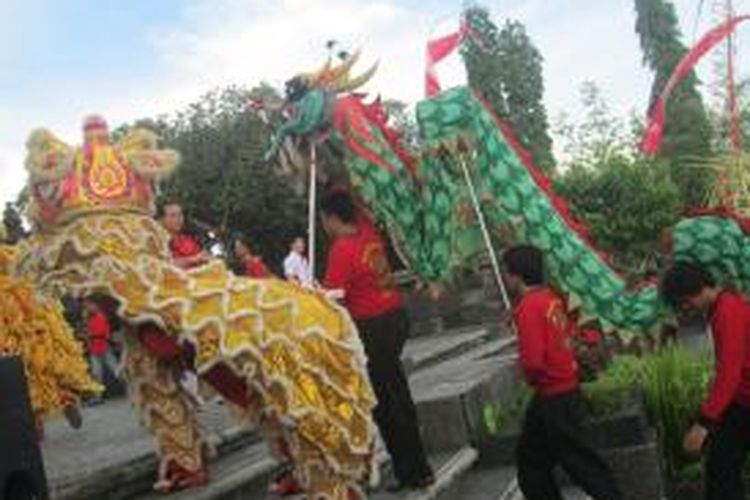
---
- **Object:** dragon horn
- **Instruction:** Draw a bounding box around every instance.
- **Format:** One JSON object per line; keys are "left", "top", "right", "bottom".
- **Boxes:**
{"left": 318, "top": 49, "right": 362, "bottom": 87}
{"left": 305, "top": 57, "right": 333, "bottom": 86}
{"left": 334, "top": 60, "right": 379, "bottom": 93}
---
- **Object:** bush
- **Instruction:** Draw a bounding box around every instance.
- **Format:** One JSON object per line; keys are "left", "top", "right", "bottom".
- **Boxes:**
{"left": 582, "top": 355, "right": 644, "bottom": 417}
{"left": 482, "top": 346, "right": 712, "bottom": 482}
{"left": 640, "top": 347, "right": 711, "bottom": 478}
{"left": 585, "top": 347, "right": 712, "bottom": 479}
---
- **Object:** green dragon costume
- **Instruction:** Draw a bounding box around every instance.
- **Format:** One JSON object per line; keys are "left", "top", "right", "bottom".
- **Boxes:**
{"left": 269, "top": 53, "right": 748, "bottom": 345}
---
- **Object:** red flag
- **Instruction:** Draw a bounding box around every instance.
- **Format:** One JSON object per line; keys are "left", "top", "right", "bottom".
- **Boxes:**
{"left": 641, "top": 14, "right": 750, "bottom": 154}
{"left": 425, "top": 24, "right": 467, "bottom": 98}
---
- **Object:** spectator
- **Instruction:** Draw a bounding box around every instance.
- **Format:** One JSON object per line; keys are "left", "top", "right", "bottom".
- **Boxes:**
{"left": 83, "top": 297, "right": 119, "bottom": 404}
{"left": 160, "top": 201, "right": 210, "bottom": 270}
{"left": 233, "top": 236, "right": 271, "bottom": 278}
{"left": 283, "top": 236, "right": 312, "bottom": 286}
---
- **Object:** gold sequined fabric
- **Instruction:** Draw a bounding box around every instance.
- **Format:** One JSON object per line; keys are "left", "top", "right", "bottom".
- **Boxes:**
{"left": 0, "top": 245, "right": 101, "bottom": 420}
{"left": 121, "top": 329, "right": 210, "bottom": 479}
{"left": 15, "top": 213, "right": 377, "bottom": 498}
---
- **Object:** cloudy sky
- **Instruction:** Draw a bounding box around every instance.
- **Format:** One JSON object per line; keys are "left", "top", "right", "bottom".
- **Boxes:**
{"left": 0, "top": 0, "right": 747, "bottom": 204}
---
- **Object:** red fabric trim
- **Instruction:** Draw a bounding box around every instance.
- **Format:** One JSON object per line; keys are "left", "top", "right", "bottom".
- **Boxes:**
{"left": 641, "top": 14, "right": 750, "bottom": 154}
{"left": 472, "top": 90, "right": 617, "bottom": 272}
{"left": 425, "top": 24, "right": 467, "bottom": 97}
{"left": 138, "top": 324, "right": 182, "bottom": 359}
{"left": 332, "top": 96, "right": 417, "bottom": 177}
{"left": 201, "top": 363, "right": 250, "bottom": 408}
{"left": 686, "top": 206, "right": 750, "bottom": 236}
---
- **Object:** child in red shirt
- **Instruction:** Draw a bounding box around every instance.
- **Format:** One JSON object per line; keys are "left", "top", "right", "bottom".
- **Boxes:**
{"left": 503, "top": 245, "right": 621, "bottom": 500}
{"left": 233, "top": 236, "right": 270, "bottom": 278}
{"left": 662, "top": 262, "right": 750, "bottom": 499}
{"left": 321, "top": 190, "right": 434, "bottom": 492}
{"left": 83, "top": 298, "right": 119, "bottom": 403}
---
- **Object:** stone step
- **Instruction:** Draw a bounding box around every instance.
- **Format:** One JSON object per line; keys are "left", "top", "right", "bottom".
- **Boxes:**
{"left": 135, "top": 440, "right": 275, "bottom": 500}
{"left": 46, "top": 324, "right": 512, "bottom": 499}
{"left": 46, "top": 400, "right": 256, "bottom": 500}
{"left": 412, "top": 353, "right": 522, "bottom": 454}
{"left": 402, "top": 326, "right": 514, "bottom": 374}
{"left": 370, "top": 447, "right": 478, "bottom": 500}
{"left": 150, "top": 445, "right": 477, "bottom": 500}
{"left": 480, "top": 439, "right": 664, "bottom": 500}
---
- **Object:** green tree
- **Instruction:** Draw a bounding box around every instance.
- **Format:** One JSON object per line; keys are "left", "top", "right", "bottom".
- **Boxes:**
{"left": 554, "top": 83, "right": 681, "bottom": 269}
{"left": 634, "top": 0, "right": 713, "bottom": 205}
{"left": 555, "top": 157, "right": 681, "bottom": 268}
{"left": 555, "top": 82, "right": 635, "bottom": 167}
{"left": 136, "top": 85, "right": 309, "bottom": 274}
{"left": 461, "top": 6, "right": 555, "bottom": 174}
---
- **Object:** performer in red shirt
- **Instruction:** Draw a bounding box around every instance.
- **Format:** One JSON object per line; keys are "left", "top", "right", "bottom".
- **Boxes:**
{"left": 83, "top": 297, "right": 119, "bottom": 404}
{"left": 320, "top": 190, "right": 434, "bottom": 492}
{"left": 161, "top": 201, "right": 210, "bottom": 270}
{"left": 662, "top": 262, "right": 750, "bottom": 499}
{"left": 233, "top": 236, "right": 270, "bottom": 278}
{"left": 159, "top": 201, "right": 207, "bottom": 405}
{"left": 503, "top": 245, "right": 621, "bottom": 500}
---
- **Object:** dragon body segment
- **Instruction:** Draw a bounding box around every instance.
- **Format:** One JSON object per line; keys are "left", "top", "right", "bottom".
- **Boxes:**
{"left": 275, "top": 60, "right": 750, "bottom": 341}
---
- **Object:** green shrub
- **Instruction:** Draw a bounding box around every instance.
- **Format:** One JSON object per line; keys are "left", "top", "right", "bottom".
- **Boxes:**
{"left": 640, "top": 347, "right": 711, "bottom": 477}
{"left": 482, "top": 387, "right": 532, "bottom": 437}
{"left": 583, "top": 355, "right": 645, "bottom": 416}
{"left": 482, "top": 346, "right": 712, "bottom": 482}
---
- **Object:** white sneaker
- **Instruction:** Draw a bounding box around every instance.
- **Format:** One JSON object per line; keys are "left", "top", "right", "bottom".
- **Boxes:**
{"left": 180, "top": 371, "right": 205, "bottom": 406}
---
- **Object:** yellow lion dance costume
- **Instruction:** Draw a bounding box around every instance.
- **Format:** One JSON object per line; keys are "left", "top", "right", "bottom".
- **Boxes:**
{"left": 13, "top": 116, "right": 376, "bottom": 499}
{"left": 0, "top": 236, "right": 100, "bottom": 425}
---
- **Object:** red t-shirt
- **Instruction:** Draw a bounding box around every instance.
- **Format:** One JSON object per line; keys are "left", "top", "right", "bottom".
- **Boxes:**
{"left": 700, "top": 291, "right": 750, "bottom": 423}
{"left": 244, "top": 257, "right": 269, "bottom": 278}
{"left": 513, "top": 287, "right": 579, "bottom": 397}
{"left": 324, "top": 226, "right": 402, "bottom": 319}
{"left": 169, "top": 233, "right": 203, "bottom": 261}
{"left": 87, "top": 311, "right": 111, "bottom": 356}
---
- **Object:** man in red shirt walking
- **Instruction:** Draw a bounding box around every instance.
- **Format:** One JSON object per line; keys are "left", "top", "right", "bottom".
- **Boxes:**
{"left": 662, "top": 262, "right": 750, "bottom": 500}
{"left": 320, "top": 190, "right": 434, "bottom": 492}
{"left": 502, "top": 245, "right": 621, "bottom": 500}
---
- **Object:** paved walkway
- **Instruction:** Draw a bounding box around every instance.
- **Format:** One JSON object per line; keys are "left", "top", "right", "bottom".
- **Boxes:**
{"left": 42, "top": 398, "right": 237, "bottom": 489}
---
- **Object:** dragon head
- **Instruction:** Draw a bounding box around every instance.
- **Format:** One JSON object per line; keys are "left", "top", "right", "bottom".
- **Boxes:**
{"left": 287, "top": 49, "right": 379, "bottom": 101}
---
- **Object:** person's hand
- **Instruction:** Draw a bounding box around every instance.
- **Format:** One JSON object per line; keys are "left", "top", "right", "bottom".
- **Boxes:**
{"left": 428, "top": 283, "right": 443, "bottom": 301}
{"left": 499, "top": 310, "right": 515, "bottom": 334}
{"left": 324, "top": 289, "right": 345, "bottom": 301}
{"left": 683, "top": 423, "right": 709, "bottom": 454}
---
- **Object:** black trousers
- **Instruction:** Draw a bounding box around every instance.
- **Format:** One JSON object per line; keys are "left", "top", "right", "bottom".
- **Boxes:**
{"left": 705, "top": 404, "right": 750, "bottom": 500}
{"left": 355, "top": 308, "right": 433, "bottom": 485}
{"left": 517, "top": 390, "right": 622, "bottom": 500}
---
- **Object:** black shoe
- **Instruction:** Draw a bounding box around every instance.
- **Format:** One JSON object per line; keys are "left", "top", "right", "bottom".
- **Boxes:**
{"left": 385, "top": 474, "right": 436, "bottom": 493}
{"left": 385, "top": 481, "right": 407, "bottom": 493}
{"left": 63, "top": 404, "right": 83, "bottom": 429}
{"left": 411, "top": 474, "right": 436, "bottom": 490}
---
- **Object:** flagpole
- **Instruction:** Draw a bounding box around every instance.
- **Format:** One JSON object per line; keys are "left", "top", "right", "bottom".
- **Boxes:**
{"left": 307, "top": 141, "right": 317, "bottom": 280}
{"left": 456, "top": 151, "right": 512, "bottom": 311}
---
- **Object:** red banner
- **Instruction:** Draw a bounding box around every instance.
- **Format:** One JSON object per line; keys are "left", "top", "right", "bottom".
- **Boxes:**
{"left": 641, "top": 14, "right": 750, "bottom": 154}
{"left": 425, "top": 24, "right": 467, "bottom": 98}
